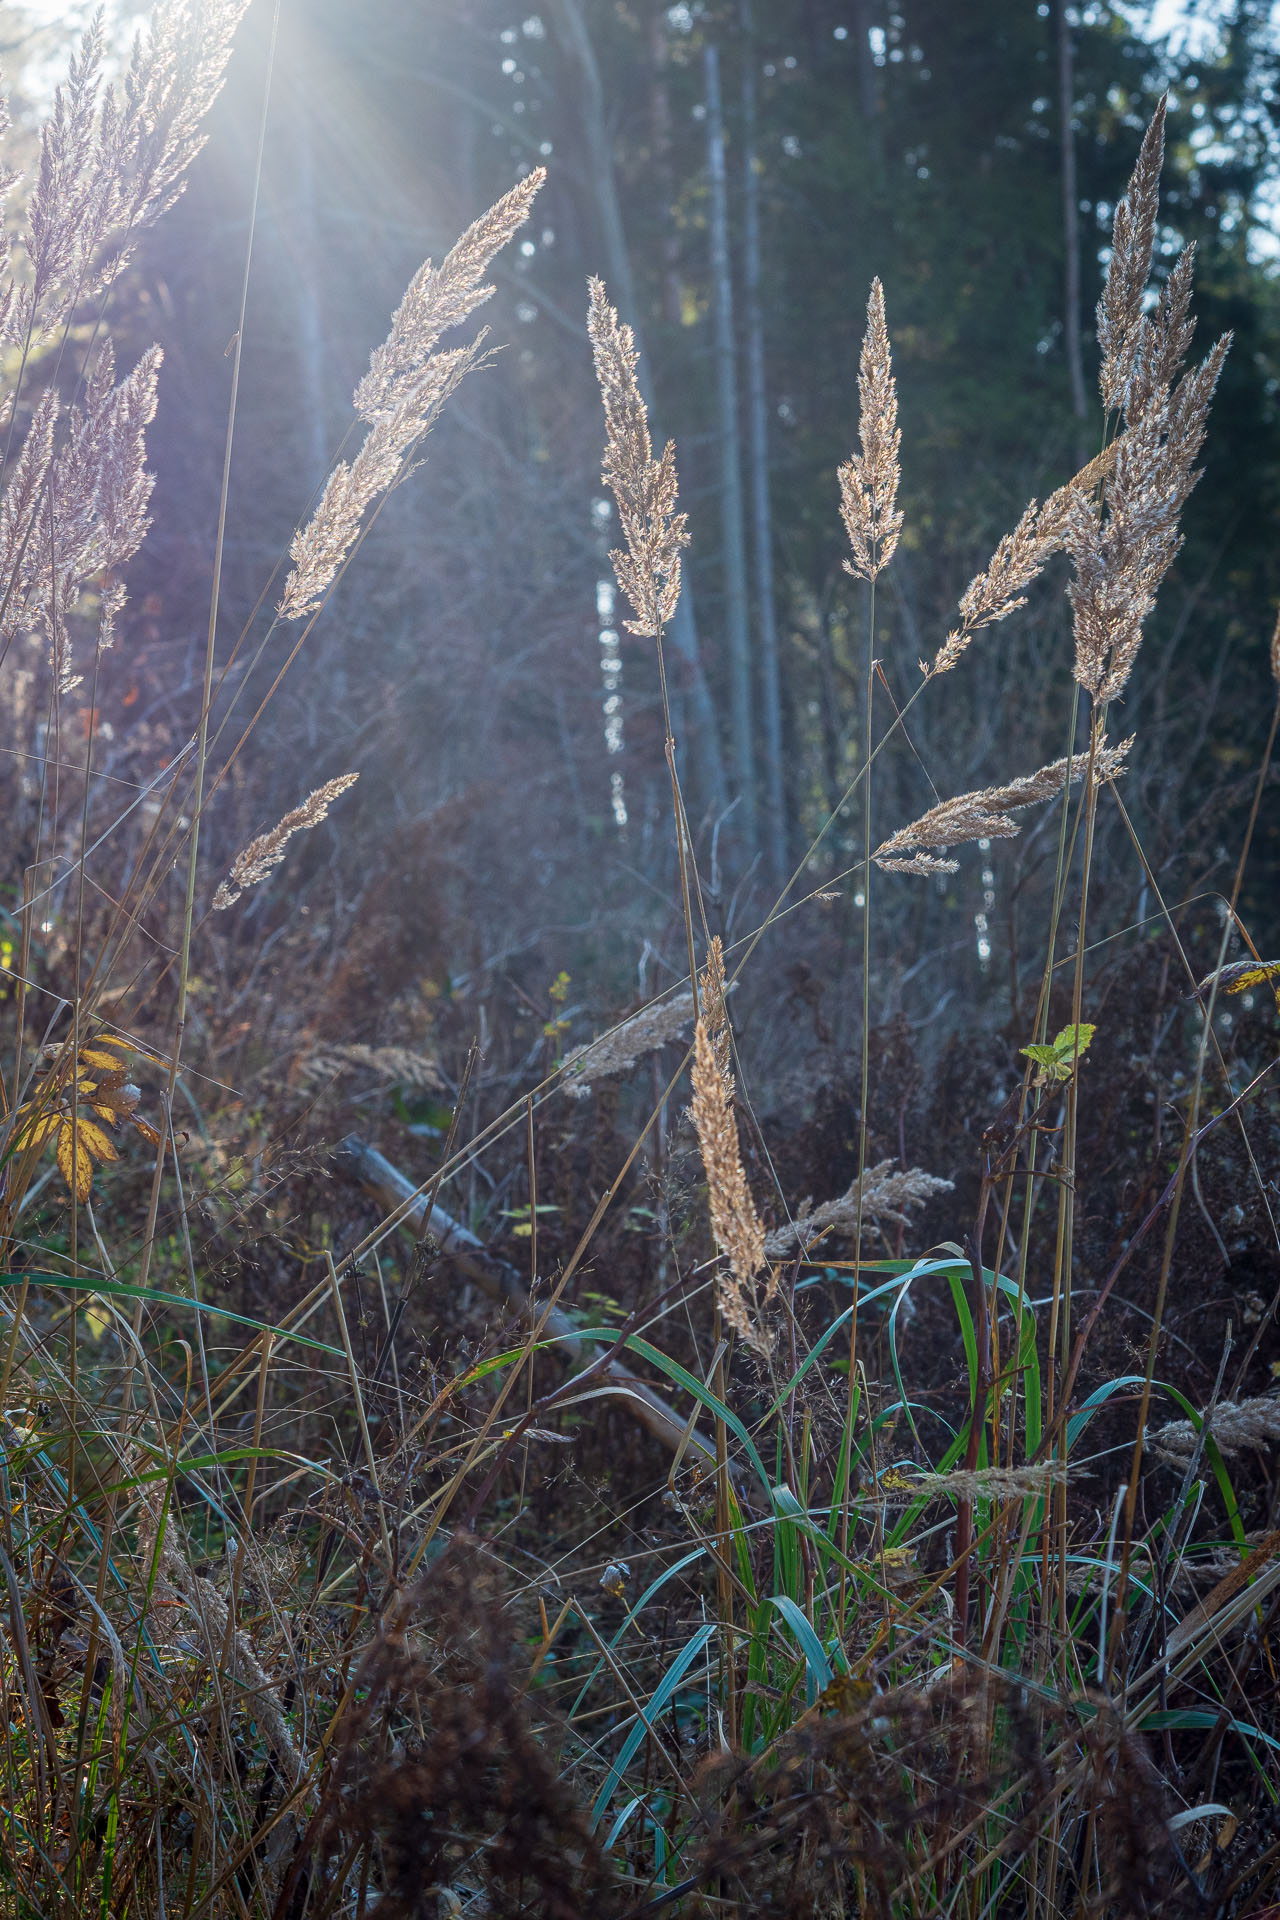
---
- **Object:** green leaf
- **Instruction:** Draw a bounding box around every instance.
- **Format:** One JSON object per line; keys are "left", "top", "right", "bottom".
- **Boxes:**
{"left": 0, "top": 1272, "right": 342, "bottom": 1357}
{"left": 589, "top": 1623, "right": 717, "bottom": 1829}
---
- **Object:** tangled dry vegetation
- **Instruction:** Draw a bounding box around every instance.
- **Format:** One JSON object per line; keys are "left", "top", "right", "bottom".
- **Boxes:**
{"left": 1, "top": 12, "right": 1279, "bottom": 1917}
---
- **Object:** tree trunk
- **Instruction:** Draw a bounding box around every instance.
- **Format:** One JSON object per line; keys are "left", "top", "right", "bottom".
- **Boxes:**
{"left": 551, "top": 0, "right": 729, "bottom": 819}
{"left": 1057, "top": 0, "right": 1089, "bottom": 467}
{"left": 740, "top": 0, "right": 787, "bottom": 890}
{"left": 705, "top": 42, "right": 757, "bottom": 859}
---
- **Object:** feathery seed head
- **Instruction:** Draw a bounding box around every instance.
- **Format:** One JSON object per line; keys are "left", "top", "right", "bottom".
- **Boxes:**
{"left": 764, "top": 1160, "right": 953, "bottom": 1259}
{"left": 280, "top": 172, "right": 544, "bottom": 620}
{"left": 926, "top": 443, "right": 1118, "bottom": 678}
{"left": 875, "top": 738, "right": 1132, "bottom": 875}
{"left": 1069, "top": 332, "right": 1229, "bottom": 703}
{"left": 690, "top": 937, "right": 771, "bottom": 1356}
{"left": 587, "top": 277, "right": 689, "bottom": 637}
{"left": 562, "top": 991, "right": 695, "bottom": 1099}
{"left": 213, "top": 772, "right": 359, "bottom": 909}
{"left": 839, "top": 277, "right": 902, "bottom": 582}
{"left": 1097, "top": 96, "right": 1167, "bottom": 415}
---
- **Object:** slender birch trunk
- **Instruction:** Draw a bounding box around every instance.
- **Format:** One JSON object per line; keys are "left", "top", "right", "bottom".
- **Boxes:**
{"left": 705, "top": 42, "right": 757, "bottom": 858}
{"left": 552, "top": 0, "right": 729, "bottom": 817}
{"left": 740, "top": 0, "right": 787, "bottom": 888}
{"left": 1057, "top": 0, "right": 1089, "bottom": 468}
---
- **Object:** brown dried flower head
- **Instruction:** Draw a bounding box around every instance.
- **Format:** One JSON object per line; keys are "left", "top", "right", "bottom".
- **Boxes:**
{"left": 839, "top": 277, "right": 903, "bottom": 582}
{"left": 213, "top": 771, "right": 359, "bottom": 909}
{"left": 587, "top": 277, "right": 689, "bottom": 637}
{"left": 1150, "top": 1395, "right": 1280, "bottom": 1462}
{"left": 1068, "top": 333, "right": 1229, "bottom": 703}
{"left": 303, "top": 1044, "right": 442, "bottom": 1091}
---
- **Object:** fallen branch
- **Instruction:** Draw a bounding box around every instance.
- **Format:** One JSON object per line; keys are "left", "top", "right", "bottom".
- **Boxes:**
{"left": 335, "top": 1135, "right": 719, "bottom": 1473}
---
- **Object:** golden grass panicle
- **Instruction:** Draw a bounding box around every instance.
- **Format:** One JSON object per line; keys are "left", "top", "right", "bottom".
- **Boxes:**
{"left": 212, "top": 771, "right": 358, "bottom": 909}
{"left": 561, "top": 990, "right": 695, "bottom": 1099}
{"left": 927, "top": 443, "right": 1118, "bottom": 678}
{"left": 763, "top": 1159, "right": 952, "bottom": 1259}
{"left": 690, "top": 938, "right": 772, "bottom": 1356}
{"left": 839, "top": 277, "right": 903, "bottom": 582}
{"left": 587, "top": 276, "right": 689, "bottom": 637}
{"left": 280, "top": 170, "right": 544, "bottom": 620}
{"left": 1097, "top": 96, "right": 1166, "bottom": 416}
{"left": 1068, "top": 333, "right": 1230, "bottom": 703}
{"left": 875, "top": 737, "right": 1133, "bottom": 876}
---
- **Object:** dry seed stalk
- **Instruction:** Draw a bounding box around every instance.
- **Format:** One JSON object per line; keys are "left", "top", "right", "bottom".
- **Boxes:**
{"left": 136, "top": 1490, "right": 305, "bottom": 1785}
{"left": 690, "top": 938, "right": 771, "bottom": 1356}
{"left": 875, "top": 736, "right": 1132, "bottom": 875}
{"left": 587, "top": 276, "right": 689, "bottom": 637}
{"left": 212, "top": 772, "right": 358, "bottom": 909}
{"left": 1068, "top": 334, "right": 1229, "bottom": 703}
{"left": 913, "top": 1463, "right": 1066, "bottom": 1502}
{"left": 839, "top": 277, "right": 902, "bottom": 582}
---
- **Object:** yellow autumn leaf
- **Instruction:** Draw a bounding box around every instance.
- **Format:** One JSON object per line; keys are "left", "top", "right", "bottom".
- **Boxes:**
{"left": 93, "top": 1034, "right": 164, "bottom": 1070}
{"left": 79, "top": 1047, "right": 130, "bottom": 1072}
{"left": 56, "top": 1124, "right": 94, "bottom": 1201}
{"left": 72, "top": 1117, "right": 119, "bottom": 1163}
{"left": 13, "top": 1111, "right": 62, "bottom": 1152}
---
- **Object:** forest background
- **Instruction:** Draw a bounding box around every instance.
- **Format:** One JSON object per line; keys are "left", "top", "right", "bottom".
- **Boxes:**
{"left": 11, "top": 0, "right": 1278, "bottom": 1092}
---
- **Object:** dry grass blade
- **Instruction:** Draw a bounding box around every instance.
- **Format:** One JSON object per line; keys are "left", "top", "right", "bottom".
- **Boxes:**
{"left": 587, "top": 276, "right": 688, "bottom": 637}
{"left": 764, "top": 1159, "right": 952, "bottom": 1257}
{"left": 839, "top": 276, "right": 902, "bottom": 582}
{"left": 280, "top": 169, "right": 544, "bottom": 619}
{"left": 212, "top": 770, "right": 358, "bottom": 908}
{"left": 875, "top": 737, "right": 1133, "bottom": 875}
{"left": 690, "top": 938, "right": 771, "bottom": 1355}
